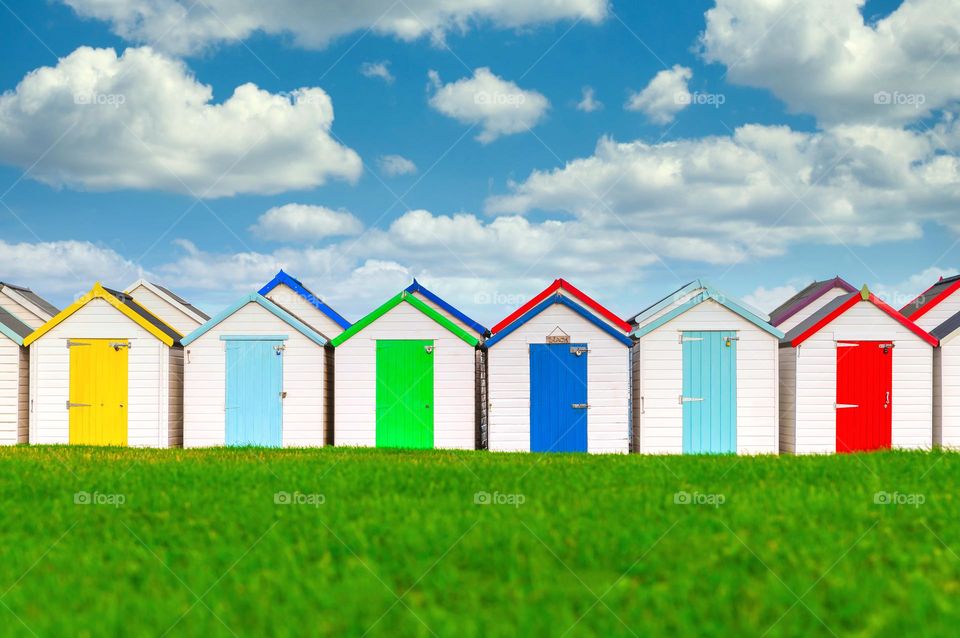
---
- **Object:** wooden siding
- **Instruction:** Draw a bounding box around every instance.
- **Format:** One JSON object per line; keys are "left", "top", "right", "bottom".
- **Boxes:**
{"left": 334, "top": 301, "right": 476, "bottom": 449}
{"left": 633, "top": 299, "right": 779, "bottom": 454}
{"left": 168, "top": 347, "right": 184, "bottom": 447}
{"left": 778, "top": 347, "right": 797, "bottom": 453}
{"left": 127, "top": 283, "right": 200, "bottom": 336}
{"left": 633, "top": 287, "right": 704, "bottom": 330}
{"left": 788, "top": 302, "right": 933, "bottom": 454}
{"left": 410, "top": 290, "right": 479, "bottom": 337}
{"left": 183, "top": 300, "right": 326, "bottom": 447}
{"left": 0, "top": 290, "right": 46, "bottom": 330}
{"left": 776, "top": 286, "right": 850, "bottom": 333}
{"left": 0, "top": 339, "right": 19, "bottom": 444}
{"left": 28, "top": 298, "right": 173, "bottom": 447}
{"left": 264, "top": 283, "right": 344, "bottom": 339}
{"left": 488, "top": 303, "right": 630, "bottom": 454}
{"left": 913, "top": 290, "right": 960, "bottom": 333}
{"left": 936, "top": 342, "right": 960, "bottom": 448}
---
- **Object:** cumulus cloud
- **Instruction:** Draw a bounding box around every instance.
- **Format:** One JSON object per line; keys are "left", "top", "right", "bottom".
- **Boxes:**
{"left": 873, "top": 266, "right": 959, "bottom": 309}
{"left": 486, "top": 122, "right": 960, "bottom": 263}
{"left": 61, "top": 0, "right": 608, "bottom": 55}
{"left": 378, "top": 154, "right": 418, "bottom": 176}
{"left": 576, "top": 86, "right": 602, "bottom": 112}
{"left": 0, "top": 46, "right": 361, "bottom": 197}
{"left": 0, "top": 239, "right": 140, "bottom": 296}
{"left": 743, "top": 284, "right": 800, "bottom": 313}
{"left": 700, "top": 0, "right": 960, "bottom": 125}
{"left": 249, "top": 204, "right": 364, "bottom": 242}
{"left": 427, "top": 68, "right": 549, "bottom": 143}
{"left": 625, "top": 65, "right": 692, "bottom": 124}
{"left": 360, "top": 61, "right": 394, "bottom": 84}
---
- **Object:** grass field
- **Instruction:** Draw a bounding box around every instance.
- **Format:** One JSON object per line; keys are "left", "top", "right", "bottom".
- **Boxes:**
{"left": 1, "top": 446, "right": 959, "bottom": 637}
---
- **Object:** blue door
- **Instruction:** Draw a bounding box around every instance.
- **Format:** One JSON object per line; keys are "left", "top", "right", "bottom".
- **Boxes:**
{"left": 530, "top": 343, "right": 588, "bottom": 452}
{"left": 681, "top": 331, "right": 737, "bottom": 453}
{"left": 225, "top": 338, "right": 283, "bottom": 447}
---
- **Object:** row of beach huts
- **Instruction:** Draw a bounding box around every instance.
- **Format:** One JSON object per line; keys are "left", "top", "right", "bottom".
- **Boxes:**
{"left": 1, "top": 271, "right": 959, "bottom": 455}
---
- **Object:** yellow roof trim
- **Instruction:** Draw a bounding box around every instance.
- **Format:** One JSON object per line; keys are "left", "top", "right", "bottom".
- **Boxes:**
{"left": 23, "top": 282, "right": 177, "bottom": 347}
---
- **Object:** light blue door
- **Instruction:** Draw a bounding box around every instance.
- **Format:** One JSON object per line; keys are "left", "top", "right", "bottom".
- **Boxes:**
{"left": 530, "top": 343, "right": 588, "bottom": 453}
{"left": 225, "top": 338, "right": 283, "bottom": 447}
{"left": 681, "top": 331, "right": 737, "bottom": 454}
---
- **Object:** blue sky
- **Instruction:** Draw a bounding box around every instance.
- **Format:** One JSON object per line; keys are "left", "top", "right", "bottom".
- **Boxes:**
{"left": 0, "top": 0, "right": 957, "bottom": 324}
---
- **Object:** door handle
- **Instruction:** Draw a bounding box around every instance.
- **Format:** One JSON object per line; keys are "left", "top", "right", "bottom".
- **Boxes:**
{"left": 884, "top": 391, "right": 890, "bottom": 408}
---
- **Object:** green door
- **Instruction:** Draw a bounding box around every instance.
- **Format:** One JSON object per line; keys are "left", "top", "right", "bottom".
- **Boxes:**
{"left": 376, "top": 340, "right": 434, "bottom": 448}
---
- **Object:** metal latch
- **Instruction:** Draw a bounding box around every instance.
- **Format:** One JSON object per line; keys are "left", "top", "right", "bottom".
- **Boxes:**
{"left": 66, "top": 401, "right": 91, "bottom": 409}
{"left": 280, "top": 391, "right": 287, "bottom": 399}
{"left": 425, "top": 345, "right": 435, "bottom": 354}
{"left": 110, "top": 342, "right": 130, "bottom": 351}
{"left": 570, "top": 346, "right": 589, "bottom": 356}
{"left": 679, "top": 395, "right": 704, "bottom": 404}
{"left": 274, "top": 344, "right": 285, "bottom": 355}
{"left": 571, "top": 403, "right": 589, "bottom": 409}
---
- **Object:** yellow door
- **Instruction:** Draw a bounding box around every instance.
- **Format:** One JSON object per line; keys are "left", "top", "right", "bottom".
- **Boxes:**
{"left": 68, "top": 339, "right": 128, "bottom": 446}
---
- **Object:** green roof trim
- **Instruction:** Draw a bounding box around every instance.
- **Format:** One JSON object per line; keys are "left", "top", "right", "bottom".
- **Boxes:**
{"left": 330, "top": 291, "right": 479, "bottom": 348}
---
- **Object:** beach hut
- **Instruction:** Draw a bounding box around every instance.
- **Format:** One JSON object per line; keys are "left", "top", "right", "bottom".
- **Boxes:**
{"left": 485, "top": 279, "right": 632, "bottom": 454}
{"left": 629, "top": 280, "right": 783, "bottom": 455}
{"left": 769, "top": 277, "right": 856, "bottom": 332}
{"left": 0, "top": 308, "right": 31, "bottom": 445}
{"left": 901, "top": 274, "right": 960, "bottom": 448}
{"left": 330, "top": 288, "right": 480, "bottom": 449}
{"left": 780, "top": 285, "right": 937, "bottom": 454}
{"left": 258, "top": 270, "right": 351, "bottom": 338}
{"left": 181, "top": 294, "right": 329, "bottom": 447}
{"left": 0, "top": 281, "right": 58, "bottom": 329}
{"left": 124, "top": 279, "right": 209, "bottom": 336}
{"left": 24, "top": 283, "right": 182, "bottom": 447}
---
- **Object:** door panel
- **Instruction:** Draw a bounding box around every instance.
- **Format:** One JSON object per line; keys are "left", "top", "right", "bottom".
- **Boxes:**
{"left": 69, "top": 339, "right": 128, "bottom": 446}
{"left": 682, "top": 331, "right": 737, "bottom": 454}
{"left": 530, "top": 343, "right": 588, "bottom": 453}
{"left": 836, "top": 341, "right": 893, "bottom": 452}
{"left": 225, "top": 339, "right": 283, "bottom": 447}
{"left": 376, "top": 340, "right": 434, "bottom": 449}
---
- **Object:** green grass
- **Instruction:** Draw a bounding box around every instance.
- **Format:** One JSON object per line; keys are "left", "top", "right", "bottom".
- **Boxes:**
{"left": 1, "top": 446, "right": 959, "bottom": 637}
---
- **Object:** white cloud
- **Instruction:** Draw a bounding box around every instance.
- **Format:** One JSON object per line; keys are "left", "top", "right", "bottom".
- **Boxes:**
{"left": 873, "top": 266, "right": 959, "bottom": 310}
{"left": 61, "top": 0, "right": 608, "bottom": 55}
{"left": 486, "top": 122, "right": 960, "bottom": 264}
{"left": 427, "top": 68, "right": 550, "bottom": 143}
{"left": 0, "top": 239, "right": 140, "bottom": 296}
{"left": 576, "top": 86, "right": 602, "bottom": 112}
{"left": 743, "top": 284, "right": 799, "bottom": 313}
{"left": 249, "top": 204, "right": 364, "bottom": 242}
{"left": 0, "top": 46, "right": 361, "bottom": 197}
{"left": 625, "top": 65, "right": 692, "bottom": 124}
{"left": 378, "top": 154, "right": 418, "bottom": 176}
{"left": 360, "top": 61, "right": 394, "bottom": 84}
{"left": 700, "top": 0, "right": 960, "bottom": 125}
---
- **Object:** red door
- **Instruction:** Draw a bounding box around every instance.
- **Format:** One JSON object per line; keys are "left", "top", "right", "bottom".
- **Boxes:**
{"left": 836, "top": 341, "right": 893, "bottom": 452}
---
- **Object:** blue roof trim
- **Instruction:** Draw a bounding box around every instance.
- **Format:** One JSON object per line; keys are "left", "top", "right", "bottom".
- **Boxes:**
{"left": 486, "top": 294, "right": 633, "bottom": 348}
{"left": 631, "top": 290, "right": 784, "bottom": 339}
{"left": 258, "top": 270, "right": 351, "bottom": 330}
{"left": 181, "top": 294, "right": 328, "bottom": 347}
{"left": 629, "top": 279, "right": 770, "bottom": 327}
{"left": 405, "top": 280, "right": 488, "bottom": 336}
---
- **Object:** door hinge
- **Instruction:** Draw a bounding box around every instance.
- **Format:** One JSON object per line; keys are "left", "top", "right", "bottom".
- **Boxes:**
{"left": 66, "top": 401, "right": 91, "bottom": 409}
{"left": 835, "top": 403, "right": 859, "bottom": 409}
{"left": 679, "top": 395, "right": 704, "bottom": 404}
{"left": 571, "top": 403, "right": 590, "bottom": 409}
{"left": 66, "top": 340, "right": 91, "bottom": 348}
{"left": 679, "top": 335, "right": 703, "bottom": 343}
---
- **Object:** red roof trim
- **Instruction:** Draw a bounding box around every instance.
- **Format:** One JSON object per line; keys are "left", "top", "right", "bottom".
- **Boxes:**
{"left": 490, "top": 279, "right": 631, "bottom": 335}
{"left": 900, "top": 278, "right": 960, "bottom": 320}
{"left": 791, "top": 293, "right": 938, "bottom": 347}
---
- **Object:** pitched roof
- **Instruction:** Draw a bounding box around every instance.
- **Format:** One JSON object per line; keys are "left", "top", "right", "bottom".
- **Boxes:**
{"left": 23, "top": 283, "right": 181, "bottom": 347}
{"left": 125, "top": 279, "right": 210, "bottom": 322}
{"left": 0, "top": 281, "right": 59, "bottom": 318}
{"left": 258, "top": 270, "right": 351, "bottom": 330}
{"left": 486, "top": 293, "right": 633, "bottom": 348}
{"left": 330, "top": 290, "right": 479, "bottom": 348}
{"left": 491, "top": 279, "right": 630, "bottom": 335}
{"left": 629, "top": 279, "right": 770, "bottom": 328}
{"left": 900, "top": 274, "right": 960, "bottom": 320}
{"left": 931, "top": 310, "right": 960, "bottom": 341}
{"left": 181, "top": 293, "right": 327, "bottom": 347}
{"left": 631, "top": 287, "right": 784, "bottom": 340}
{"left": 405, "top": 279, "right": 488, "bottom": 336}
{"left": 782, "top": 286, "right": 938, "bottom": 347}
{"left": 0, "top": 306, "right": 32, "bottom": 345}
{"left": 768, "top": 277, "right": 856, "bottom": 327}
